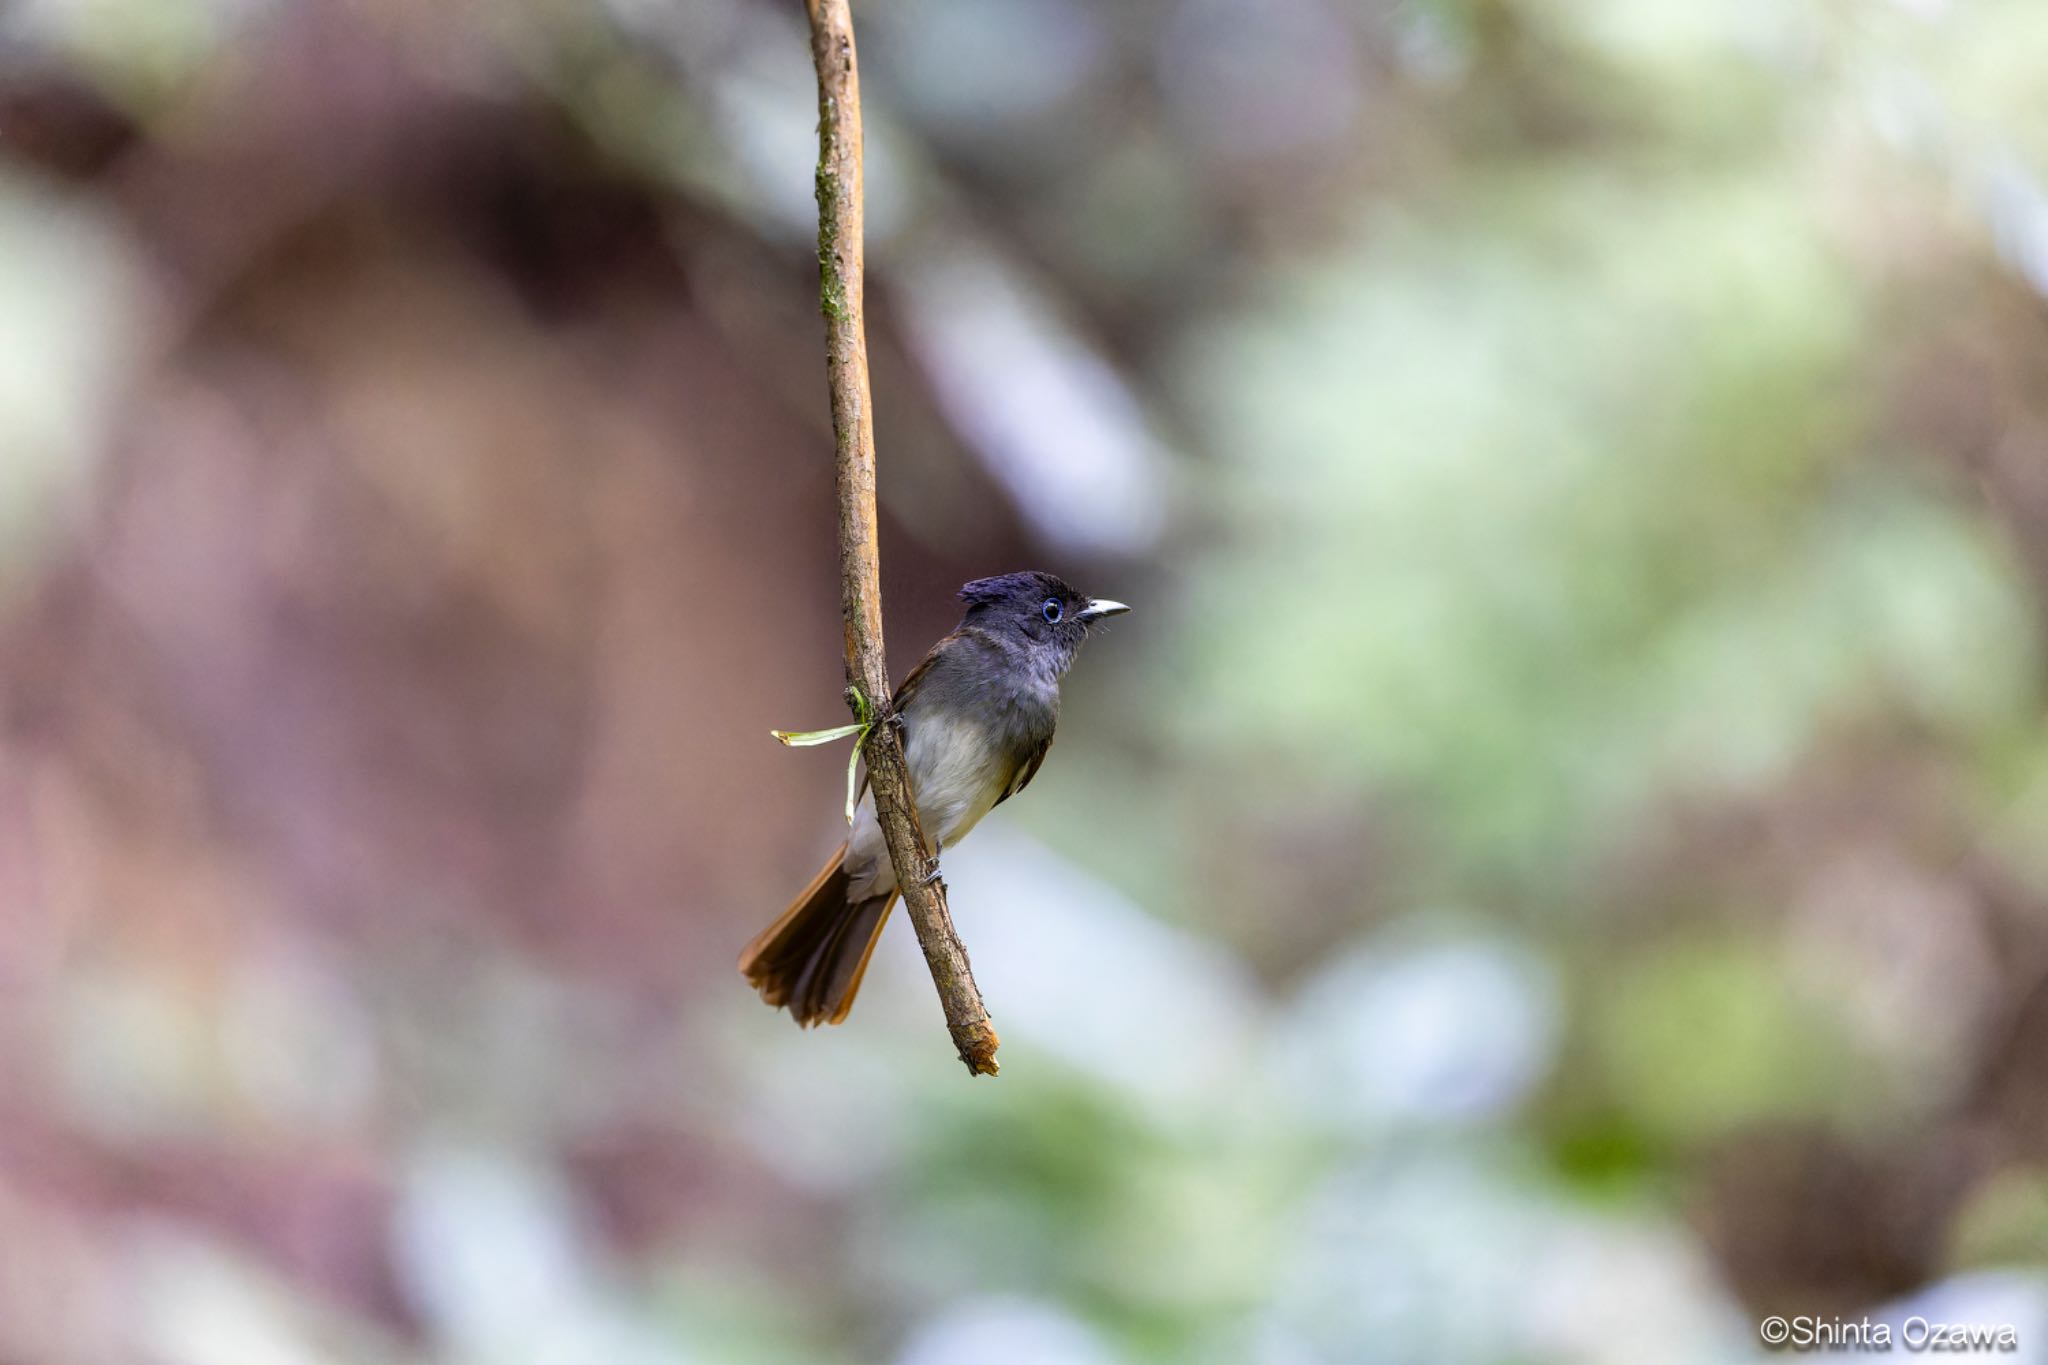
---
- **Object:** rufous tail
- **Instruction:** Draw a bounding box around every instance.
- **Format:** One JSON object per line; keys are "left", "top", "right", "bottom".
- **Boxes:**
{"left": 738, "top": 844, "right": 898, "bottom": 1026}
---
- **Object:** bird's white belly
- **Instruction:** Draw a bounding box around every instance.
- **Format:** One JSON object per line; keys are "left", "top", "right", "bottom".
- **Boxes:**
{"left": 844, "top": 711, "right": 1008, "bottom": 899}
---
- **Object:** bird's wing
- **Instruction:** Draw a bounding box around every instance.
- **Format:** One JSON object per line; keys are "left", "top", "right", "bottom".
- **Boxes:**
{"left": 851, "top": 632, "right": 955, "bottom": 807}
{"left": 890, "top": 639, "right": 948, "bottom": 715}
{"left": 993, "top": 732, "right": 1053, "bottom": 808}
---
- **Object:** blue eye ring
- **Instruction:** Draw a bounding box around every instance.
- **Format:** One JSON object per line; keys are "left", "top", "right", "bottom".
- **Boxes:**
{"left": 1041, "top": 598, "right": 1064, "bottom": 623}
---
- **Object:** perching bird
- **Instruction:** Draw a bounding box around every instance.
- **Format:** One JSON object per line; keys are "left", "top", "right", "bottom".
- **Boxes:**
{"left": 740, "top": 571, "right": 1129, "bottom": 1026}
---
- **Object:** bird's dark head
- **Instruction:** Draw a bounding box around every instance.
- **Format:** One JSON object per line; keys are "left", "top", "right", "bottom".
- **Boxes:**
{"left": 957, "top": 570, "right": 1129, "bottom": 671}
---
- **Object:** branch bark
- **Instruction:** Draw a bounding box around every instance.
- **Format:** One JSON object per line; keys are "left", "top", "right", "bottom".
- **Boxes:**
{"left": 805, "top": 0, "right": 1000, "bottom": 1076}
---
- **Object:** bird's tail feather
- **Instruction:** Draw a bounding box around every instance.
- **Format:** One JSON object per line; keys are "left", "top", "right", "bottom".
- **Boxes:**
{"left": 739, "top": 843, "right": 898, "bottom": 1026}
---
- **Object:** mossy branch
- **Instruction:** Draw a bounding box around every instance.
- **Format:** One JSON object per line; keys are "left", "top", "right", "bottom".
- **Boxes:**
{"left": 804, "top": 0, "right": 999, "bottom": 1076}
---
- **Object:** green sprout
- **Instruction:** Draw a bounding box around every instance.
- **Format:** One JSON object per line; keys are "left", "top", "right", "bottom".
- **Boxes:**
{"left": 771, "top": 684, "right": 876, "bottom": 823}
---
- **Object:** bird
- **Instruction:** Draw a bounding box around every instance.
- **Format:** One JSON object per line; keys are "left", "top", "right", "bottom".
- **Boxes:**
{"left": 740, "top": 570, "right": 1129, "bottom": 1026}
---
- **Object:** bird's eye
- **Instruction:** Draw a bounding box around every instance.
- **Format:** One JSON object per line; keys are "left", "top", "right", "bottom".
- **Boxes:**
{"left": 1041, "top": 598, "right": 1064, "bottom": 623}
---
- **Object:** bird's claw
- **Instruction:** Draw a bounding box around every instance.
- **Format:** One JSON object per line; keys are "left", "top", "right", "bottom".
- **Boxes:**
{"left": 917, "top": 855, "right": 943, "bottom": 887}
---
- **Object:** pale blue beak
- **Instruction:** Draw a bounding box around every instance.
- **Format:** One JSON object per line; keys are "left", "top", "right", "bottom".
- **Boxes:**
{"left": 1078, "top": 599, "right": 1131, "bottom": 621}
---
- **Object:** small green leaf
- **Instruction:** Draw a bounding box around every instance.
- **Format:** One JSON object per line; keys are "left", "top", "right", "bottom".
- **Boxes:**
{"left": 845, "top": 740, "right": 865, "bottom": 824}
{"left": 770, "top": 722, "right": 866, "bottom": 747}
{"left": 773, "top": 685, "right": 878, "bottom": 823}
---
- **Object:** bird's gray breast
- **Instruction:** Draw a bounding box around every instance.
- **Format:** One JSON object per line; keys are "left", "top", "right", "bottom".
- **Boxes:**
{"left": 842, "top": 643, "right": 1058, "bottom": 899}
{"left": 902, "top": 661, "right": 1057, "bottom": 846}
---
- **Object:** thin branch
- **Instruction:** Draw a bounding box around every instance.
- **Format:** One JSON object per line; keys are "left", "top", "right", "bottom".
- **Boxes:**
{"left": 805, "top": 0, "right": 1000, "bottom": 1076}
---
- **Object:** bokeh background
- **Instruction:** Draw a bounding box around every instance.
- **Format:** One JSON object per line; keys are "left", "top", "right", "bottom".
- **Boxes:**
{"left": 5, "top": 0, "right": 2048, "bottom": 1360}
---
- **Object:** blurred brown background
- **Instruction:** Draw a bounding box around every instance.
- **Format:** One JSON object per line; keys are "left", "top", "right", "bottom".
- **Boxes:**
{"left": 3, "top": 0, "right": 2048, "bottom": 1361}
